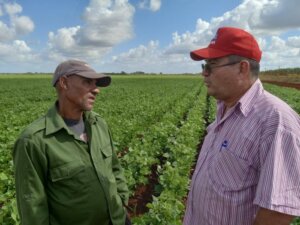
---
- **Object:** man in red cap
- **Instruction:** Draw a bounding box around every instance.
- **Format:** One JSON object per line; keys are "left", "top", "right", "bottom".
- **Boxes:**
{"left": 183, "top": 27, "right": 300, "bottom": 225}
{"left": 14, "top": 59, "right": 131, "bottom": 225}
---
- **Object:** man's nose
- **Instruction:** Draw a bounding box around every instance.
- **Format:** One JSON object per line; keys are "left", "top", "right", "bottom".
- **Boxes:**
{"left": 202, "top": 69, "right": 210, "bottom": 77}
{"left": 92, "top": 86, "right": 100, "bottom": 95}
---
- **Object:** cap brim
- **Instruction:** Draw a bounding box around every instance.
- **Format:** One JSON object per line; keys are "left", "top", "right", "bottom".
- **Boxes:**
{"left": 76, "top": 71, "right": 111, "bottom": 87}
{"left": 190, "top": 47, "right": 232, "bottom": 61}
{"left": 96, "top": 76, "right": 111, "bottom": 87}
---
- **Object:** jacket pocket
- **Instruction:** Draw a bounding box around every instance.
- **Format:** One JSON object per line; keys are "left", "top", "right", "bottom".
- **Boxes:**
{"left": 50, "top": 160, "right": 85, "bottom": 182}
{"left": 100, "top": 144, "right": 113, "bottom": 167}
{"left": 100, "top": 144, "right": 118, "bottom": 185}
{"left": 101, "top": 144, "right": 113, "bottom": 158}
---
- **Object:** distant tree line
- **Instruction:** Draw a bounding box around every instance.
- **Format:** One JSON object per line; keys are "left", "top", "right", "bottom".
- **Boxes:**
{"left": 106, "top": 71, "right": 162, "bottom": 75}
{"left": 261, "top": 68, "right": 300, "bottom": 75}
{"left": 106, "top": 71, "right": 196, "bottom": 76}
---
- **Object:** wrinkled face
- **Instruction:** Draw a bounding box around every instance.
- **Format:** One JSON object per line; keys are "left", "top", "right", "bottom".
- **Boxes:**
{"left": 201, "top": 56, "right": 242, "bottom": 102}
{"left": 62, "top": 75, "right": 100, "bottom": 112}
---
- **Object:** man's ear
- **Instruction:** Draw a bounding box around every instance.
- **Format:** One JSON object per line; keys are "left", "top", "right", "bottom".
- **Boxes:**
{"left": 239, "top": 60, "right": 251, "bottom": 78}
{"left": 58, "top": 76, "right": 68, "bottom": 90}
{"left": 240, "top": 60, "right": 250, "bottom": 72}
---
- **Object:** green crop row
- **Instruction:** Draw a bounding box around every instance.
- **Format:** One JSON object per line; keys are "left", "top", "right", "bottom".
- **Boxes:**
{"left": 93, "top": 76, "right": 202, "bottom": 152}
{"left": 0, "top": 75, "right": 299, "bottom": 225}
{"left": 0, "top": 75, "right": 203, "bottom": 224}
{"left": 132, "top": 84, "right": 210, "bottom": 224}
{"left": 121, "top": 83, "right": 201, "bottom": 190}
{"left": 263, "top": 83, "right": 300, "bottom": 114}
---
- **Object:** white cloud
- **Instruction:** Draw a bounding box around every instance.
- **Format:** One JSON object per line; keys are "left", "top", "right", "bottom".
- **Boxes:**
{"left": 107, "top": 39, "right": 196, "bottom": 74}
{"left": 0, "top": 2, "right": 34, "bottom": 41}
{"left": 4, "top": 2, "right": 22, "bottom": 15}
{"left": 110, "top": 0, "right": 300, "bottom": 73}
{"left": 13, "top": 15, "right": 34, "bottom": 35}
{"left": 138, "top": 0, "right": 161, "bottom": 11}
{"left": 252, "top": 0, "right": 300, "bottom": 31}
{"left": 79, "top": 0, "right": 134, "bottom": 46}
{"left": 195, "top": 19, "right": 210, "bottom": 33}
{"left": 267, "top": 36, "right": 286, "bottom": 51}
{"left": 13, "top": 40, "right": 31, "bottom": 53}
{"left": 0, "top": 2, "right": 35, "bottom": 65}
{"left": 265, "top": 36, "right": 299, "bottom": 58}
{"left": 113, "top": 40, "right": 160, "bottom": 64}
{"left": 164, "top": 32, "right": 198, "bottom": 55}
{"left": 287, "top": 36, "right": 300, "bottom": 48}
{"left": 48, "top": 0, "right": 135, "bottom": 61}
{"left": 48, "top": 27, "right": 80, "bottom": 53}
{"left": 0, "top": 21, "right": 14, "bottom": 41}
{"left": 1, "top": 0, "right": 299, "bottom": 73}
{"left": 164, "top": 19, "right": 211, "bottom": 56}
{"left": 260, "top": 36, "right": 300, "bottom": 69}
{"left": 199, "top": 0, "right": 300, "bottom": 35}
{"left": 109, "top": 40, "right": 178, "bottom": 73}
{"left": 48, "top": 26, "right": 111, "bottom": 61}
{"left": 0, "top": 40, "right": 37, "bottom": 62}
{"left": 161, "top": 0, "right": 300, "bottom": 71}
{"left": 163, "top": 0, "right": 300, "bottom": 49}
{"left": 150, "top": 0, "right": 161, "bottom": 11}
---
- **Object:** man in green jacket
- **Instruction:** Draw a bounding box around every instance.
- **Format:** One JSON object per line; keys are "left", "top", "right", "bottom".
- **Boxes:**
{"left": 13, "top": 59, "right": 130, "bottom": 225}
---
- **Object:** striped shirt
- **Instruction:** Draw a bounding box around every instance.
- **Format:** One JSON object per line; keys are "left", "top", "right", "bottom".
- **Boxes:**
{"left": 183, "top": 79, "right": 300, "bottom": 225}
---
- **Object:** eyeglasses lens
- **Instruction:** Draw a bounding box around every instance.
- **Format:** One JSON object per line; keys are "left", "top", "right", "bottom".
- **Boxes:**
{"left": 201, "top": 64, "right": 210, "bottom": 73}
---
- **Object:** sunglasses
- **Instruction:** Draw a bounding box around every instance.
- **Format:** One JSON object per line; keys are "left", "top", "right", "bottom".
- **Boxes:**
{"left": 201, "top": 61, "right": 241, "bottom": 73}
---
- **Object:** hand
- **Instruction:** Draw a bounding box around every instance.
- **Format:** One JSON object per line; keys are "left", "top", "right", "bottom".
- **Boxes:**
{"left": 125, "top": 214, "right": 132, "bottom": 225}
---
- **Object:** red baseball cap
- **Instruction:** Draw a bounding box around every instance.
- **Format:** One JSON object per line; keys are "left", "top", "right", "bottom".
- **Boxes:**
{"left": 190, "top": 27, "right": 262, "bottom": 62}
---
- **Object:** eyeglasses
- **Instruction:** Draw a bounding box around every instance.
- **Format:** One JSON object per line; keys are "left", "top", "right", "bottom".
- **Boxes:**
{"left": 201, "top": 61, "right": 240, "bottom": 74}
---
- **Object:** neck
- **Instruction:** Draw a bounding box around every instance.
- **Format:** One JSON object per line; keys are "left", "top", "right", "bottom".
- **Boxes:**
{"left": 224, "top": 78, "right": 256, "bottom": 108}
{"left": 57, "top": 101, "right": 83, "bottom": 120}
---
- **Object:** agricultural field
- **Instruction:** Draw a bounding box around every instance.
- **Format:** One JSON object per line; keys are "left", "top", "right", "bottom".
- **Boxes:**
{"left": 0, "top": 74, "right": 299, "bottom": 225}
{"left": 260, "top": 69, "right": 300, "bottom": 90}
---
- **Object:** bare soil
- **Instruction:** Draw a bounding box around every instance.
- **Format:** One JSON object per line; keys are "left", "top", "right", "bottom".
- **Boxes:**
{"left": 127, "top": 164, "right": 159, "bottom": 217}
{"left": 262, "top": 80, "right": 300, "bottom": 90}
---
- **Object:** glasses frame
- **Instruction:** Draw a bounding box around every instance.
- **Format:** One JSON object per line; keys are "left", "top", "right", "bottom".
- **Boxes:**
{"left": 201, "top": 61, "right": 241, "bottom": 74}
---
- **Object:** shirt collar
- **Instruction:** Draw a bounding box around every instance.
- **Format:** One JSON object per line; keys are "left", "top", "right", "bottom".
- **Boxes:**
{"left": 217, "top": 79, "right": 264, "bottom": 118}
{"left": 238, "top": 79, "right": 264, "bottom": 117}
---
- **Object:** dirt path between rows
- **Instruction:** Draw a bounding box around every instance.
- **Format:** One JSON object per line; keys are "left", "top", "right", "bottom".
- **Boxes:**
{"left": 262, "top": 80, "right": 300, "bottom": 90}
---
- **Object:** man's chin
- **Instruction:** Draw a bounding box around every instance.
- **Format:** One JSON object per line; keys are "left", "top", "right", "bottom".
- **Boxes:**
{"left": 83, "top": 105, "right": 94, "bottom": 111}
{"left": 206, "top": 89, "right": 218, "bottom": 99}
{"left": 206, "top": 88, "right": 214, "bottom": 96}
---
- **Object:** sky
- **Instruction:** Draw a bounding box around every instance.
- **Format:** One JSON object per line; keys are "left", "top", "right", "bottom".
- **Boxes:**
{"left": 0, "top": 0, "right": 300, "bottom": 74}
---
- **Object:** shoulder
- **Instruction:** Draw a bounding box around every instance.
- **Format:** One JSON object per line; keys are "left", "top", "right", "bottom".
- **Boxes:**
{"left": 259, "top": 91, "right": 298, "bottom": 118}
{"left": 255, "top": 90, "right": 300, "bottom": 134}
{"left": 14, "top": 116, "right": 47, "bottom": 157}
{"left": 18, "top": 116, "right": 46, "bottom": 140}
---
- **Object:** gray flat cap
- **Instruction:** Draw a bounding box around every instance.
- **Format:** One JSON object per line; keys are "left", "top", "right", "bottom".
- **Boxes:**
{"left": 52, "top": 59, "right": 111, "bottom": 87}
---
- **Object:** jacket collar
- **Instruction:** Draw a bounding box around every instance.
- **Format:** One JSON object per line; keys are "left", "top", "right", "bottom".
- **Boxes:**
{"left": 45, "top": 102, "right": 98, "bottom": 136}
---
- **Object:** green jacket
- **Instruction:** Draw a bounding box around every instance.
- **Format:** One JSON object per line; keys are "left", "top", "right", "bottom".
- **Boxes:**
{"left": 13, "top": 104, "right": 129, "bottom": 225}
